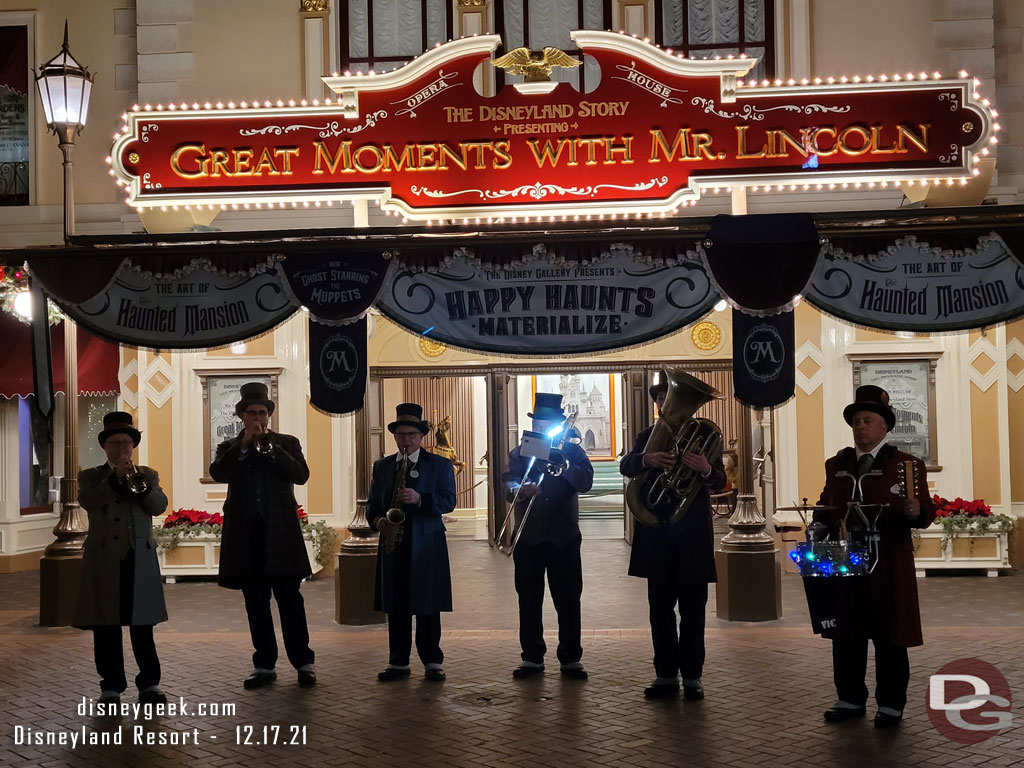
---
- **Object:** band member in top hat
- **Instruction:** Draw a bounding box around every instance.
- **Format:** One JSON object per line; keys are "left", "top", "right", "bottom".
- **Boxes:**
{"left": 815, "top": 385, "right": 935, "bottom": 728}
{"left": 502, "top": 393, "right": 594, "bottom": 680}
{"left": 210, "top": 382, "right": 316, "bottom": 689}
{"left": 620, "top": 380, "right": 726, "bottom": 700}
{"left": 367, "top": 403, "right": 457, "bottom": 682}
{"left": 74, "top": 412, "right": 170, "bottom": 704}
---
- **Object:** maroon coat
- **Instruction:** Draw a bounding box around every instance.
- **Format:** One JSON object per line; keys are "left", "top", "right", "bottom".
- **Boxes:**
{"left": 814, "top": 444, "right": 935, "bottom": 647}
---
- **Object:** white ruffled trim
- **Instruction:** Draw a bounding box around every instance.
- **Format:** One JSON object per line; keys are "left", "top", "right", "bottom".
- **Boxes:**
{"left": 819, "top": 232, "right": 1005, "bottom": 262}
{"left": 122, "top": 254, "right": 280, "bottom": 280}
{"left": 396, "top": 241, "right": 701, "bottom": 274}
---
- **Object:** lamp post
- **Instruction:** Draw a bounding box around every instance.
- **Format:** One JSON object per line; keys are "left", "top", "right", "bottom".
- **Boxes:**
{"left": 35, "top": 22, "right": 93, "bottom": 626}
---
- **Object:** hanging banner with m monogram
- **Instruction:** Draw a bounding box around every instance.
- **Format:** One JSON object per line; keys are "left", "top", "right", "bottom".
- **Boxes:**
{"left": 308, "top": 316, "right": 367, "bottom": 415}
{"left": 732, "top": 309, "right": 795, "bottom": 409}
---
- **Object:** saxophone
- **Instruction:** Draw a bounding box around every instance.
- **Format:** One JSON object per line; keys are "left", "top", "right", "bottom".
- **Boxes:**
{"left": 383, "top": 450, "right": 409, "bottom": 553}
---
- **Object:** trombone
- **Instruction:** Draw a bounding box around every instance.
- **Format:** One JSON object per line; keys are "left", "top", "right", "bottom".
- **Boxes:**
{"left": 496, "top": 412, "right": 578, "bottom": 557}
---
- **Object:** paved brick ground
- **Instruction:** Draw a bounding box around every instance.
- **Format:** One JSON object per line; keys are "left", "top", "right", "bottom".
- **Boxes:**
{"left": 1, "top": 540, "right": 1022, "bottom": 767}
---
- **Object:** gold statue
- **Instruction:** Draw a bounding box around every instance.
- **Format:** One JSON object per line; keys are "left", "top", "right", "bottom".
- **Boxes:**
{"left": 491, "top": 46, "right": 580, "bottom": 82}
{"left": 429, "top": 413, "right": 466, "bottom": 476}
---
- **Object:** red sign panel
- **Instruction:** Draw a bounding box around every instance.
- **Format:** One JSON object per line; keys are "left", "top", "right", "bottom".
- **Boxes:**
{"left": 110, "top": 31, "right": 995, "bottom": 219}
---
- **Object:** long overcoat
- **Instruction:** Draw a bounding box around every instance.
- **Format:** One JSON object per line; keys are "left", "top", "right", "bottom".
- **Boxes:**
{"left": 73, "top": 464, "right": 168, "bottom": 628}
{"left": 209, "top": 431, "right": 311, "bottom": 589}
{"left": 814, "top": 444, "right": 936, "bottom": 647}
{"left": 367, "top": 450, "right": 456, "bottom": 615}
{"left": 621, "top": 423, "right": 726, "bottom": 585}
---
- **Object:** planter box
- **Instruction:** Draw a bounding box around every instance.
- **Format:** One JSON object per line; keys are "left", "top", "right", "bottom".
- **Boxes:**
{"left": 913, "top": 526, "right": 1009, "bottom": 577}
{"left": 158, "top": 533, "right": 322, "bottom": 582}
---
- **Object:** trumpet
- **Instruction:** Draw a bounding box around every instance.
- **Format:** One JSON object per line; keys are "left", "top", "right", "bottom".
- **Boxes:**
{"left": 496, "top": 412, "right": 578, "bottom": 557}
{"left": 124, "top": 461, "right": 150, "bottom": 495}
{"left": 254, "top": 427, "right": 274, "bottom": 455}
{"left": 383, "top": 450, "right": 409, "bottom": 553}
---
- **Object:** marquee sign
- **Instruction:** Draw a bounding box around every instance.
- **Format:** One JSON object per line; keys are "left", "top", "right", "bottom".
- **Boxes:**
{"left": 109, "top": 32, "right": 996, "bottom": 220}
{"left": 375, "top": 249, "right": 716, "bottom": 355}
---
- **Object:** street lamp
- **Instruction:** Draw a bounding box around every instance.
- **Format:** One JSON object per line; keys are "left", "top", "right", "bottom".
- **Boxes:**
{"left": 35, "top": 22, "right": 93, "bottom": 626}
{"left": 35, "top": 20, "right": 93, "bottom": 243}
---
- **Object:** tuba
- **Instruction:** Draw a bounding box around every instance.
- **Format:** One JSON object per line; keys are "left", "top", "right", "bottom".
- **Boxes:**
{"left": 625, "top": 369, "right": 724, "bottom": 528}
{"left": 383, "top": 450, "right": 409, "bottom": 553}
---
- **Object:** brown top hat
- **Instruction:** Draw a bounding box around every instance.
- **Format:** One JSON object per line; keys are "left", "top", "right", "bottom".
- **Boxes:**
{"left": 843, "top": 385, "right": 896, "bottom": 431}
{"left": 388, "top": 403, "right": 430, "bottom": 434}
{"left": 235, "top": 381, "right": 276, "bottom": 417}
{"left": 98, "top": 411, "right": 142, "bottom": 446}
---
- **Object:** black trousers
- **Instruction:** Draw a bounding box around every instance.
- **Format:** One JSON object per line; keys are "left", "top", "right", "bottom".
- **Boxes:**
{"left": 513, "top": 537, "right": 583, "bottom": 665}
{"left": 387, "top": 612, "right": 443, "bottom": 666}
{"left": 93, "top": 625, "right": 160, "bottom": 693}
{"left": 647, "top": 579, "right": 709, "bottom": 680}
{"left": 241, "top": 578, "right": 315, "bottom": 670}
{"left": 832, "top": 638, "right": 910, "bottom": 711}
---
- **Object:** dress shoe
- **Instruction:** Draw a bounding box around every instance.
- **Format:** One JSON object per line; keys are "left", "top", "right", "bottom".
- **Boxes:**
{"left": 243, "top": 671, "right": 277, "bottom": 690}
{"left": 377, "top": 667, "right": 411, "bottom": 682}
{"left": 98, "top": 691, "right": 121, "bottom": 705}
{"left": 512, "top": 664, "right": 545, "bottom": 679}
{"left": 139, "top": 687, "right": 168, "bottom": 705}
{"left": 560, "top": 665, "right": 589, "bottom": 680}
{"left": 644, "top": 683, "right": 680, "bottom": 700}
{"left": 297, "top": 669, "right": 317, "bottom": 687}
{"left": 682, "top": 682, "right": 705, "bottom": 701}
{"left": 874, "top": 711, "right": 902, "bottom": 729}
{"left": 823, "top": 705, "right": 866, "bottom": 722}
{"left": 424, "top": 667, "right": 446, "bottom": 682}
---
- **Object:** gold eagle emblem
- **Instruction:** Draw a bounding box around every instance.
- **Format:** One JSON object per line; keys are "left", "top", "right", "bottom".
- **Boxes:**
{"left": 491, "top": 46, "right": 581, "bottom": 82}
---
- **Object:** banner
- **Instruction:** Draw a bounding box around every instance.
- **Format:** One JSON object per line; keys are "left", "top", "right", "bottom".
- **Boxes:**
{"left": 29, "top": 277, "right": 54, "bottom": 418}
{"left": 308, "top": 316, "right": 367, "bottom": 415}
{"left": 732, "top": 309, "right": 795, "bottom": 408}
{"left": 67, "top": 262, "right": 298, "bottom": 348}
{"left": 110, "top": 32, "right": 995, "bottom": 219}
{"left": 375, "top": 249, "right": 716, "bottom": 355}
{"left": 805, "top": 236, "right": 1024, "bottom": 331}
{"left": 280, "top": 252, "right": 388, "bottom": 322}
{"left": 703, "top": 213, "right": 819, "bottom": 313}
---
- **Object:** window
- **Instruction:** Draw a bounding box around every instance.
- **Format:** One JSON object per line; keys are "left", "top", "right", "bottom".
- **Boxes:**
{"left": 0, "top": 22, "right": 31, "bottom": 206}
{"left": 18, "top": 396, "right": 51, "bottom": 514}
{"left": 659, "top": 0, "right": 775, "bottom": 81}
{"left": 339, "top": 2, "right": 775, "bottom": 84}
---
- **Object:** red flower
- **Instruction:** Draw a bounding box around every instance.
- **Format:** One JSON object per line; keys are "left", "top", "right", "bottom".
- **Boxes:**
{"left": 162, "top": 508, "right": 222, "bottom": 527}
{"left": 297, "top": 505, "right": 307, "bottom": 521}
{"left": 930, "top": 494, "right": 990, "bottom": 518}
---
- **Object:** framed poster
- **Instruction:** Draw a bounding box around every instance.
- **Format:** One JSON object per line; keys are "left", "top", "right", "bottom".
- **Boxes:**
{"left": 851, "top": 354, "right": 940, "bottom": 470}
{"left": 532, "top": 373, "right": 617, "bottom": 460}
{"left": 199, "top": 370, "right": 281, "bottom": 482}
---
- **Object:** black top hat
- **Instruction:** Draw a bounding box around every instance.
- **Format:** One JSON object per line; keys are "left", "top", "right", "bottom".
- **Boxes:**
{"left": 843, "top": 385, "right": 896, "bottom": 431}
{"left": 528, "top": 392, "right": 565, "bottom": 421}
{"left": 388, "top": 403, "right": 430, "bottom": 434}
{"left": 98, "top": 411, "right": 142, "bottom": 447}
{"left": 235, "top": 382, "right": 276, "bottom": 417}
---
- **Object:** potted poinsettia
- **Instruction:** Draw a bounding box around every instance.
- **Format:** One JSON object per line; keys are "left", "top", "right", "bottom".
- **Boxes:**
{"left": 153, "top": 505, "right": 336, "bottom": 569}
{"left": 929, "top": 494, "right": 1014, "bottom": 551}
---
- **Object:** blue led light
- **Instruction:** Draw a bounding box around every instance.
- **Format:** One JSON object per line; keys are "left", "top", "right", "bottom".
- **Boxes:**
{"left": 789, "top": 550, "right": 800, "bottom": 563}
{"left": 804, "top": 552, "right": 816, "bottom": 561}
{"left": 839, "top": 566, "right": 849, "bottom": 573}
{"left": 850, "top": 554, "right": 862, "bottom": 565}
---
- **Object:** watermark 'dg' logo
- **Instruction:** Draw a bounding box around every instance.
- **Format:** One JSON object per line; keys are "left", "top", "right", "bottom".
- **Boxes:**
{"left": 927, "top": 658, "right": 1012, "bottom": 744}
{"left": 742, "top": 323, "right": 785, "bottom": 383}
{"left": 319, "top": 332, "right": 360, "bottom": 392}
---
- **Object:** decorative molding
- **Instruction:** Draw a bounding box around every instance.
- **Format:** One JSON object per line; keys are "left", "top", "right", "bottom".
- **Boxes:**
{"left": 418, "top": 337, "right": 447, "bottom": 359}
{"left": 457, "top": 0, "right": 486, "bottom": 6}
{"left": 795, "top": 340, "right": 825, "bottom": 394}
{"left": 119, "top": 357, "right": 139, "bottom": 410}
{"left": 967, "top": 337, "right": 1001, "bottom": 392}
{"left": 690, "top": 321, "right": 721, "bottom": 351}
{"left": 300, "top": 0, "right": 328, "bottom": 12}
{"left": 143, "top": 355, "right": 177, "bottom": 408}
{"left": 1007, "top": 338, "right": 1024, "bottom": 393}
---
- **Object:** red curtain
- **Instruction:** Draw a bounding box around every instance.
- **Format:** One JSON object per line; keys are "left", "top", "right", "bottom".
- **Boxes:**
{"left": 0, "top": 313, "right": 120, "bottom": 398}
